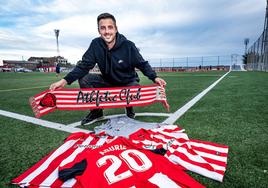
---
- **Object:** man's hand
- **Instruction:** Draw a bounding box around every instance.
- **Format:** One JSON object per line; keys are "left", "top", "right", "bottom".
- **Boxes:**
{"left": 49, "top": 79, "right": 67, "bottom": 91}
{"left": 154, "top": 77, "right": 166, "bottom": 87}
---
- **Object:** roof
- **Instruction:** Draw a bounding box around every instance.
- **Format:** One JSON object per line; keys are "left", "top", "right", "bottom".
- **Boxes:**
{"left": 3, "top": 60, "right": 39, "bottom": 65}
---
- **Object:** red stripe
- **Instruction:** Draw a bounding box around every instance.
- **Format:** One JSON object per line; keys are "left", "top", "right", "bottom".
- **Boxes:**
{"left": 55, "top": 100, "right": 159, "bottom": 111}
{"left": 38, "top": 108, "right": 56, "bottom": 118}
{"left": 166, "top": 149, "right": 216, "bottom": 172}
{"left": 52, "top": 88, "right": 158, "bottom": 95}
{"left": 12, "top": 137, "right": 81, "bottom": 184}
{"left": 191, "top": 145, "right": 228, "bottom": 157}
{"left": 48, "top": 136, "right": 104, "bottom": 187}
{"left": 55, "top": 94, "right": 157, "bottom": 101}
{"left": 27, "top": 138, "right": 86, "bottom": 186}
{"left": 57, "top": 96, "right": 157, "bottom": 105}
{"left": 31, "top": 85, "right": 168, "bottom": 118}
{"left": 55, "top": 84, "right": 160, "bottom": 91}
{"left": 12, "top": 150, "right": 54, "bottom": 184}
{"left": 202, "top": 156, "right": 227, "bottom": 168}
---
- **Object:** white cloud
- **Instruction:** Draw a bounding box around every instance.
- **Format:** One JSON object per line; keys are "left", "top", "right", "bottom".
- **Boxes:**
{"left": 0, "top": 0, "right": 266, "bottom": 63}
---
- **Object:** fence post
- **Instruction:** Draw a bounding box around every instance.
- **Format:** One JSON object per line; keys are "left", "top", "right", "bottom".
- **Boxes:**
{"left": 186, "top": 57, "right": 188, "bottom": 69}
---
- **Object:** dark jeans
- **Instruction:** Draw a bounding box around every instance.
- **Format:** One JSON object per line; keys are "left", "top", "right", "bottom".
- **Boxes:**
{"left": 78, "top": 73, "right": 139, "bottom": 114}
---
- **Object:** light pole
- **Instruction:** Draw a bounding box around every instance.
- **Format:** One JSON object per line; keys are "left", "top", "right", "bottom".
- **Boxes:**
{"left": 244, "top": 38, "right": 249, "bottom": 54}
{"left": 54, "top": 29, "right": 60, "bottom": 57}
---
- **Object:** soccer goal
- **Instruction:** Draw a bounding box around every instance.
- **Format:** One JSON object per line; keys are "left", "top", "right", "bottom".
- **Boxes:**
{"left": 230, "top": 64, "right": 247, "bottom": 71}
{"left": 230, "top": 54, "right": 247, "bottom": 71}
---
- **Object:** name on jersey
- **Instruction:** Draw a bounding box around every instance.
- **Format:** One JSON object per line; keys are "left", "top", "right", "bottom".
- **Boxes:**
{"left": 100, "top": 144, "right": 127, "bottom": 155}
{"left": 76, "top": 88, "right": 141, "bottom": 106}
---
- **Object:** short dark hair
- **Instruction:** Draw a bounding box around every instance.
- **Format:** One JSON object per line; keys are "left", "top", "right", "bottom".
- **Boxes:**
{"left": 97, "top": 13, "right": 116, "bottom": 26}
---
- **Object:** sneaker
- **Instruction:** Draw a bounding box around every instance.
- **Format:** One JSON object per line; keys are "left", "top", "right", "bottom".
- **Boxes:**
{"left": 81, "top": 109, "right": 103, "bottom": 125}
{"left": 126, "top": 107, "right": 135, "bottom": 119}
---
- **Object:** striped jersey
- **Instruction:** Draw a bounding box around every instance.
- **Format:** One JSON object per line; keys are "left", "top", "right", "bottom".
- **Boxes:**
{"left": 12, "top": 132, "right": 116, "bottom": 188}
{"left": 129, "top": 125, "right": 229, "bottom": 182}
{"left": 58, "top": 136, "right": 204, "bottom": 188}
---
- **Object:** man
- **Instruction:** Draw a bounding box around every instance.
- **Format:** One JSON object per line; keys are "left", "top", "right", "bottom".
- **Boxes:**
{"left": 50, "top": 13, "right": 166, "bottom": 125}
{"left": 55, "top": 63, "right": 60, "bottom": 77}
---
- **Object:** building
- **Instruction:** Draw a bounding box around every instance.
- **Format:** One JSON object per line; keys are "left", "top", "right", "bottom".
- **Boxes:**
{"left": 0, "top": 60, "right": 39, "bottom": 72}
{"left": 0, "top": 56, "right": 69, "bottom": 72}
{"left": 28, "top": 56, "right": 68, "bottom": 72}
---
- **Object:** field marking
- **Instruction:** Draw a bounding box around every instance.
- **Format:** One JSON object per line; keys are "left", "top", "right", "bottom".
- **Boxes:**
{"left": 162, "top": 71, "right": 230, "bottom": 124}
{"left": 0, "top": 71, "right": 229, "bottom": 132}
{"left": 0, "top": 85, "right": 49, "bottom": 92}
{"left": 67, "top": 112, "right": 171, "bottom": 128}
{"left": 0, "top": 109, "right": 90, "bottom": 133}
{"left": 140, "top": 74, "right": 223, "bottom": 77}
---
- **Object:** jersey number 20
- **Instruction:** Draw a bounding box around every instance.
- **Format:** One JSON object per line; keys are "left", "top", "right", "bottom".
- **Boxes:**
{"left": 97, "top": 149, "right": 152, "bottom": 184}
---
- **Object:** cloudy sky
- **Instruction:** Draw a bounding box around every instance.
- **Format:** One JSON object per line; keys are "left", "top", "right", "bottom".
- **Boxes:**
{"left": 0, "top": 0, "right": 266, "bottom": 64}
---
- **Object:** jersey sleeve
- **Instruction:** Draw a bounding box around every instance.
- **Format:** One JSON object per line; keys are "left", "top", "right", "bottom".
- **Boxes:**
{"left": 58, "top": 134, "right": 116, "bottom": 182}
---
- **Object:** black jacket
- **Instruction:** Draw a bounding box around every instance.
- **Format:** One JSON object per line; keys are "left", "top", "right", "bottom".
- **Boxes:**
{"left": 64, "top": 33, "right": 157, "bottom": 86}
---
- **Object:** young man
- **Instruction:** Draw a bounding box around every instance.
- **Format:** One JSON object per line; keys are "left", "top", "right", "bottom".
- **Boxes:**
{"left": 50, "top": 13, "right": 166, "bottom": 125}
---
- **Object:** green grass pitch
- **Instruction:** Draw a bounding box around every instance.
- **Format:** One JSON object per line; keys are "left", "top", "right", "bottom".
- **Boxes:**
{"left": 0, "top": 71, "right": 267, "bottom": 187}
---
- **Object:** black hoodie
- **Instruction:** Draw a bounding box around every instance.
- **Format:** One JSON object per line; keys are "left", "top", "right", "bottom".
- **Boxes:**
{"left": 64, "top": 33, "right": 157, "bottom": 86}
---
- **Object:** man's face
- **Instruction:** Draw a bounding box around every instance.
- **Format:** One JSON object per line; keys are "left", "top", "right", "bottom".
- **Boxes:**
{"left": 98, "top": 18, "right": 117, "bottom": 45}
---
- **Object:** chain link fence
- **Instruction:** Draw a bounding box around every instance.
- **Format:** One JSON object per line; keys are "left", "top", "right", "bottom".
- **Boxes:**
{"left": 148, "top": 55, "right": 233, "bottom": 72}
{"left": 246, "top": 2, "right": 268, "bottom": 72}
{"left": 247, "top": 31, "right": 268, "bottom": 71}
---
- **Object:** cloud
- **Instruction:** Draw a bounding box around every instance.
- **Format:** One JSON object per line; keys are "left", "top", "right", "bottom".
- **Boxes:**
{"left": 0, "top": 0, "right": 266, "bottom": 63}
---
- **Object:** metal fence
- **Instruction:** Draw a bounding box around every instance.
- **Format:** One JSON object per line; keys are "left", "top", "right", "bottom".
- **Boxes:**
{"left": 147, "top": 55, "right": 235, "bottom": 71}
{"left": 247, "top": 31, "right": 268, "bottom": 71}
{"left": 246, "top": 2, "right": 268, "bottom": 72}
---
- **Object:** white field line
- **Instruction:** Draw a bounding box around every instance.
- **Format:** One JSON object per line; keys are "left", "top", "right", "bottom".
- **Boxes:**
{"left": 0, "top": 72, "right": 228, "bottom": 132}
{"left": 162, "top": 71, "right": 231, "bottom": 124}
{"left": 0, "top": 109, "right": 90, "bottom": 133}
{"left": 67, "top": 112, "right": 171, "bottom": 128}
{"left": 0, "top": 85, "right": 48, "bottom": 92}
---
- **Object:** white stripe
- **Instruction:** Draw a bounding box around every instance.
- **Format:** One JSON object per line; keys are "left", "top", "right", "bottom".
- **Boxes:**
{"left": 148, "top": 173, "right": 181, "bottom": 188}
{"left": 57, "top": 98, "right": 161, "bottom": 108}
{"left": 151, "top": 130, "right": 187, "bottom": 139}
{"left": 0, "top": 85, "right": 48, "bottom": 92}
{"left": 167, "top": 145, "right": 226, "bottom": 170}
{"left": 39, "top": 136, "right": 93, "bottom": 187}
{"left": 163, "top": 71, "right": 230, "bottom": 124}
{"left": 52, "top": 86, "right": 158, "bottom": 94}
{"left": 54, "top": 90, "right": 157, "bottom": 98}
{"left": 39, "top": 168, "right": 60, "bottom": 187}
{"left": 195, "top": 150, "right": 228, "bottom": 163}
{"left": 35, "top": 93, "right": 48, "bottom": 100}
{"left": 61, "top": 178, "right": 77, "bottom": 188}
{"left": 209, "top": 164, "right": 226, "bottom": 171}
{"left": 132, "top": 139, "right": 164, "bottom": 148}
{"left": 190, "top": 141, "right": 229, "bottom": 153}
{"left": 168, "top": 146, "right": 214, "bottom": 167}
{"left": 168, "top": 155, "right": 223, "bottom": 182}
{"left": 60, "top": 136, "right": 94, "bottom": 167}
{"left": 152, "top": 134, "right": 189, "bottom": 143}
{"left": 60, "top": 136, "right": 108, "bottom": 167}
{"left": 39, "top": 107, "right": 54, "bottom": 114}
{"left": 39, "top": 136, "right": 108, "bottom": 187}
{"left": 19, "top": 139, "right": 78, "bottom": 184}
{"left": 0, "top": 109, "right": 90, "bottom": 133}
{"left": 151, "top": 125, "right": 181, "bottom": 132}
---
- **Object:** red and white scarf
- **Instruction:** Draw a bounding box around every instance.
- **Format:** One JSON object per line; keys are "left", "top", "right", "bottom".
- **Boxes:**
{"left": 30, "top": 84, "right": 169, "bottom": 118}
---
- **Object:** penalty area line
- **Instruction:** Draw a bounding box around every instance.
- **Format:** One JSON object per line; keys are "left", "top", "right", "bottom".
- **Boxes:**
{"left": 0, "top": 85, "right": 49, "bottom": 92}
{"left": 0, "top": 109, "right": 90, "bottom": 133}
{"left": 162, "top": 71, "right": 231, "bottom": 125}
